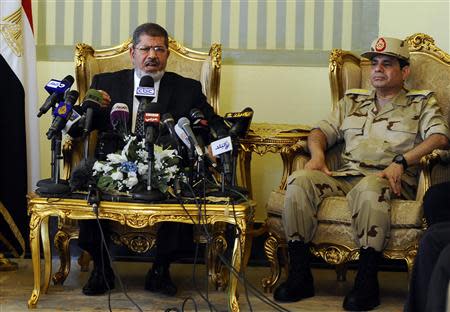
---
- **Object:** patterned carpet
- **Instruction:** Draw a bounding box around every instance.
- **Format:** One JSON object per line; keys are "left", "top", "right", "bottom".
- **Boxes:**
{"left": 0, "top": 259, "right": 407, "bottom": 311}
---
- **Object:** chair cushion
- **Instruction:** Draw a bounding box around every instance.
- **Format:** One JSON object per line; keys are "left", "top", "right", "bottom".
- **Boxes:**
{"left": 267, "top": 189, "right": 423, "bottom": 228}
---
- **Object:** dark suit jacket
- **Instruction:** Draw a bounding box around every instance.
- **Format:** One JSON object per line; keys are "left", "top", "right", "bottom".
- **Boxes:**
{"left": 79, "top": 69, "right": 222, "bottom": 257}
{"left": 90, "top": 69, "right": 223, "bottom": 133}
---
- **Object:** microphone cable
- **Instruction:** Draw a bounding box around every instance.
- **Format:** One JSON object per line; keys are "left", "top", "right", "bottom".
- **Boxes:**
{"left": 87, "top": 185, "right": 144, "bottom": 312}
{"left": 176, "top": 180, "right": 292, "bottom": 312}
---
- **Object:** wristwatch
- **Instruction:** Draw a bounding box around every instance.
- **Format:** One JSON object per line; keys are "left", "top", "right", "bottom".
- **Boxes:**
{"left": 393, "top": 154, "right": 408, "bottom": 170}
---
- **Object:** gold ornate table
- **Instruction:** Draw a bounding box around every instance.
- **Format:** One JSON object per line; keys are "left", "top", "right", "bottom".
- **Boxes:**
{"left": 27, "top": 193, "right": 255, "bottom": 311}
{"left": 238, "top": 123, "right": 311, "bottom": 196}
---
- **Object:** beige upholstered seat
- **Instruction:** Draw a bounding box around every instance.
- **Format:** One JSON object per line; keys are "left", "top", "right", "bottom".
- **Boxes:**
{"left": 52, "top": 38, "right": 222, "bottom": 285}
{"left": 262, "top": 33, "right": 450, "bottom": 292}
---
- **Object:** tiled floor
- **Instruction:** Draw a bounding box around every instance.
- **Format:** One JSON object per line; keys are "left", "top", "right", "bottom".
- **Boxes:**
{"left": 0, "top": 259, "right": 407, "bottom": 311}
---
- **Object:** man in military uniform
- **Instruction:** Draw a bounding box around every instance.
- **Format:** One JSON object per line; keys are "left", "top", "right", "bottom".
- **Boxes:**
{"left": 273, "top": 37, "right": 450, "bottom": 311}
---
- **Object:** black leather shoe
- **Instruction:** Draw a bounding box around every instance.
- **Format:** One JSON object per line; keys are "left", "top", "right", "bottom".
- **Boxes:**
{"left": 82, "top": 267, "right": 115, "bottom": 296}
{"left": 144, "top": 265, "right": 177, "bottom": 296}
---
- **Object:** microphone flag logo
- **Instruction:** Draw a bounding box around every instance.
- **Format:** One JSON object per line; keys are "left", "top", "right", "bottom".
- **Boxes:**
{"left": 135, "top": 86, "right": 156, "bottom": 97}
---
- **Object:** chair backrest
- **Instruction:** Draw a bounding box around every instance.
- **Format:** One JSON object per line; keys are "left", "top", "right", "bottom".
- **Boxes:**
{"left": 329, "top": 33, "right": 450, "bottom": 123}
{"left": 74, "top": 37, "right": 222, "bottom": 113}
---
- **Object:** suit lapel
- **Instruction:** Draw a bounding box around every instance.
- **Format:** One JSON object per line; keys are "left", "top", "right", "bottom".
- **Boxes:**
{"left": 125, "top": 70, "right": 135, "bottom": 116}
{"left": 158, "top": 73, "right": 174, "bottom": 114}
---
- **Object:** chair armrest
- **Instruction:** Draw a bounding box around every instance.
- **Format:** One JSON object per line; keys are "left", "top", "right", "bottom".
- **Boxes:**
{"left": 418, "top": 148, "right": 450, "bottom": 198}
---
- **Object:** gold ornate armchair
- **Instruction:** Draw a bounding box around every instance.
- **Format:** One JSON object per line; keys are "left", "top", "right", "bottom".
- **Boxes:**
{"left": 53, "top": 38, "right": 223, "bottom": 285}
{"left": 262, "top": 33, "right": 450, "bottom": 292}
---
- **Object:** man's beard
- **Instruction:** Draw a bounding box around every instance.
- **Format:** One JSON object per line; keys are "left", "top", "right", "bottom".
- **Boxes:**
{"left": 135, "top": 68, "right": 165, "bottom": 82}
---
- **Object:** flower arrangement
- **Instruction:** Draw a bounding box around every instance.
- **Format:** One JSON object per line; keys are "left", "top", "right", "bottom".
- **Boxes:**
{"left": 92, "top": 135, "right": 181, "bottom": 195}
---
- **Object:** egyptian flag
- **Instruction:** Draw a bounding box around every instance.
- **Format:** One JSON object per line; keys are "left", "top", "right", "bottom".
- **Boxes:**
{"left": 0, "top": 0, "right": 39, "bottom": 256}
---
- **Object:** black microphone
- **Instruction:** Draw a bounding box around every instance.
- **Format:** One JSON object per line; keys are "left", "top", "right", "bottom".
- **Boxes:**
{"left": 134, "top": 76, "right": 155, "bottom": 137}
{"left": 62, "top": 105, "right": 84, "bottom": 136}
{"left": 189, "top": 108, "right": 211, "bottom": 149}
{"left": 135, "top": 75, "right": 155, "bottom": 105}
{"left": 69, "top": 158, "right": 96, "bottom": 192}
{"left": 144, "top": 112, "right": 160, "bottom": 145}
{"left": 161, "top": 113, "right": 182, "bottom": 152}
{"left": 215, "top": 127, "right": 233, "bottom": 183}
{"left": 46, "top": 90, "right": 79, "bottom": 139}
{"left": 225, "top": 107, "right": 254, "bottom": 138}
{"left": 110, "top": 103, "right": 130, "bottom": 136}
{"left": 81, "top": 89, "right": 103, "bottom": 137}
{"left": 177, "top": 117, "right": 204, "bottom": 157}
{"left": 37, "top": 75, "right": 74, "bottom": 117}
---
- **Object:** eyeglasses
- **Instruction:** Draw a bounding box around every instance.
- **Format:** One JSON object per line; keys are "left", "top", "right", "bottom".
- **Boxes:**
{"left": 135, "top": 45, "right": 167, "bottom": 55}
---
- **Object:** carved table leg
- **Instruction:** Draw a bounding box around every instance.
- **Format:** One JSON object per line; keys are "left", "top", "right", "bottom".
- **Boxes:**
{"left": 41, "top": 217, "right": 51, "bottom": 294}
{"left": 28, "top": 213, "right": 43, "bottom": 308}
{"left": 52, "top": 229, "right": 71, "bottom": 285}
{"left": 262, "top": 234, "right": 281, "bottom": 293}
{"left": 208, "top": 226, "right": 228, "bottom": 291}
{"left": 238, "top": 149, "right": 253, "bottom": 198}
{"left": 228, "top": 224, "right": 246, "bottom": 312}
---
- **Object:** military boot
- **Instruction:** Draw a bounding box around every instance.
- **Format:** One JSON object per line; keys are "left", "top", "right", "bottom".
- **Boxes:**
{"left": 273, "top": 240, "right": 315, "bottom": 302}
{"left": 343, "top": 247, "right": 381, "bottom": 311}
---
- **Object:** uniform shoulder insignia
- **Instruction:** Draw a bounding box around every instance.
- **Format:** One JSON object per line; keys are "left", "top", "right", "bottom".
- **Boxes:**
{"left": 345, "top": 88, "right": 371, "bottom": 96}
{"left": 405, "top": 89, "right": 433, "bottom": 97}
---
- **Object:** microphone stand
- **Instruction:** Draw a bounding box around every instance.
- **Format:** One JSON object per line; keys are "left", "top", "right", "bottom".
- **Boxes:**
{"left": 132, "top": 127, "right": 164, "bottom": 201}
{"left": 36, "top": 131, "right": 70, "bottom": 194}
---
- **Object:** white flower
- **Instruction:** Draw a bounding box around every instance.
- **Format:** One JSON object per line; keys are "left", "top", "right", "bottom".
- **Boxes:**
{"left": 92, "top": 161, "right": 105, "bottom": 172}
{"left": 107, "top": 153, "right": 127, "bottom": 164}
{"left": 111, "top": 171, "right": 124, "bottom": 181}
{"left": 136, "top": 149, "right": 148, "bottom": 161}
{"left": 102, "top": 164, "right": 114, "bottom": 173}
{"left": 124, "top": 176, "right": 138, "bottom": 188}
{"left": 128, "top": 171, "right": 137, "bottom": 177}
{"left": 137, "top": 162, "right": 148, "bottom": 175}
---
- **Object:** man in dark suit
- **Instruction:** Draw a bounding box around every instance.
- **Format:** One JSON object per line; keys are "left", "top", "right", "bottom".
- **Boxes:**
{"left": 405, "top": 181, "right": 450, "bottom": 312}
{"left": 78, "top": 22, "right": 225, "bottom": 297}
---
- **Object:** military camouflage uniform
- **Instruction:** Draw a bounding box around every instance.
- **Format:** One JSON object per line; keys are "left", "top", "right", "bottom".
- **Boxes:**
{"left": 283, "top": 88, "right": 450, "bottom": 251}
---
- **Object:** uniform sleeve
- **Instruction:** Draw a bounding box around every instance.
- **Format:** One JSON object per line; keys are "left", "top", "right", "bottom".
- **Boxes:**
{"left": 419, "top": 95, "right": 450, "bottom": 140}
{"left": 314, "top": 97, "right": 347, "bottom": 147}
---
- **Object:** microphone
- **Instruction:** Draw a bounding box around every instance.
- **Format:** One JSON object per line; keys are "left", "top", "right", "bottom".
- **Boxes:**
{"left": 144, "top": 111, "right": 160, "bottom": 145}
{"left": 135, "top": 76, "right": 155, "bottom": 137}
{"left": 161, "top": 113, "right": 182, "bottom": 152}
{"left": 214, "top": 127, "right": 233, "bottom": 183}
{"left": 37, "top": 75, "right": 75, "bottom": 117}
{"left": 189, "top": 108, "right": 211, "bottom": 150}
{"left": 69, "top": 158, "right": 96, "bottom": 192}
{"left": 225, "top": 107, "right": 254, "bottom": 138}
{"left": 175, "top": 124, "right": 192, "bottom": 150}
{"left": 110, "top": 103, "right": 130, "bottom": 136}
{"left": 46, "top": 90, "right": 79, "bottom": 139}
{"left": 62, "top": 105, "right": 84, "bottom": 136}
{"left": 135, "top": 75, "right": 155, "bottom": 105}
{"left": 81, "top": 89, "right": 103, "bottom": 137}
{"left": 177, "top": 117, "right": 204, "bottom": 157}
{"left": 189, "top": 108, "right": 209, "bottom": 128}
